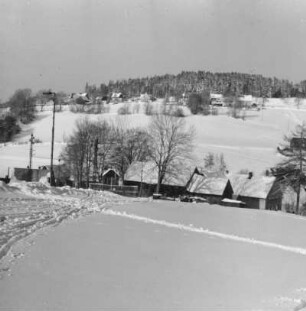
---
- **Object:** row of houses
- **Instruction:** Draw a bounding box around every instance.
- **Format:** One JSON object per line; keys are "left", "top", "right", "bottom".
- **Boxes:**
{"left": 122, "top": 161, "right": 283, "bottom": 211}
{"left": 210, "top": 94, "right": 262, "bottom": 108}
{"left": 12, "top": 161, "right": 288, "bottom": 212}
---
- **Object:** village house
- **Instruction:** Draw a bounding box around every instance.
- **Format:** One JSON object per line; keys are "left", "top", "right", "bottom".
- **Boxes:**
{"left": 210, "top": 93, "right": 224, "bottom": 106}
{"left": 186, "top": 169, "right": 233, "bottom": 204}
{"left": 228, "top": 172, "right": 282, "bottom": 210}
{"left": 101, "top": 168, "right": 120, "bottom": 186}
{"left": 238, "top": 95, "right": 258, "bottom": 108}
{"left": 124, "top": 161, "right": 194, "bottom": 197}
{"left": 69, "top": 92, "right": 91, "bottom": 103}
{"left": 111, "top": 92, "right": 124, "bottom": 103}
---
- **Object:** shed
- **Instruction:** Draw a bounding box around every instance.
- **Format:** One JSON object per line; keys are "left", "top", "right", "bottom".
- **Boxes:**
{"left": 101, "top": 168, "right": 119, "bottom": 186}
{"left": 228, "top": 174, "right": 282, "bottom": 210}
{"left": 186, "top": 171, "right": 233, "bottom": 204}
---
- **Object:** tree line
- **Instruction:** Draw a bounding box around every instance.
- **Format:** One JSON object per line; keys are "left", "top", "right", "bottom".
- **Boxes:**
{"left": 85, "top": 71, "right": 306, "bottom": 100}
{"left": 60, "top": 115, "right": 194, "bottom": 191}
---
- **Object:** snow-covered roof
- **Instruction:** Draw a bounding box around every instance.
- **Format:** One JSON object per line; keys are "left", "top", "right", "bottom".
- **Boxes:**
{"left": 102, "top": 168, "right": 119, "bottom": 177}
{"left": 140, "top": 93, "right": 150, "bottom": 100}
{"left": 111, "top": 92, "right": 123, "bottom": 98}
{"left": 187, "top": 173, "right": 229, "bottom": 196}
{"left": 124, "top": 161, "right": 193, "bottom": 187}
{"left": 239, "top": 95, "right": 253, "bottom": 102}
{"left": 222, "top": 198, "right": 245, "bottom": 204}
{"left": 210, "top": 93, "right": 223, "bottom": 99}
{"left": 228, "top": 174, "right": 276, "bottom": 199}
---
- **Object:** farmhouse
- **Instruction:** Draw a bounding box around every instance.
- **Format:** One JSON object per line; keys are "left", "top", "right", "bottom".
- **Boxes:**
{"left": 186, "top": 170, "right": 233, "bottom": 204}
{"left": 228, "top": 173, "right": 282, "bottom": 210}
{"left": 111, "top": 92, "right": 124, "bottom": 102}
{"left": 238, "top": 95, "right": 258, "bottom": 108}
{"left": 69, "top": 92, "right": 91, "bottom": 103}
{"left": 124, "top": 161, "right": 194, "bottom": 197}
{"left": 210, "top": 93, "right": 224, "bottom": 106}
{"left": 101, "top": 168, "right": 119, "bottom": 186}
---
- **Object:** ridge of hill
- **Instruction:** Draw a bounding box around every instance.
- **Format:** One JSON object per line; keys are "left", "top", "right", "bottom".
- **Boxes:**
{"left": 86, "top": 70, "right": 306, "bottom": 99}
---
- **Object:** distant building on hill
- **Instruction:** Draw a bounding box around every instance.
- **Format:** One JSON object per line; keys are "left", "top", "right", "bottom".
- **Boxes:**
{"left": 210, "top": 93, "right": 224, "bottom": 106}
{"left": 111, "top": 92, "right": 124, "bottom": 103}
{"left": 69, "top": 92, "right": 91, "bottom": 103}
{"left": 238, "top": 95, "right": 258, "bottom": 108}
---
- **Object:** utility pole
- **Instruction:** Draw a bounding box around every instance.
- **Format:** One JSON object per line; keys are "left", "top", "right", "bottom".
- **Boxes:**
{"left": 43, "top": 91, "right": 57, "bottom": 186}
{"left": 29, "top": 133, "right": 35, "bottom": 169}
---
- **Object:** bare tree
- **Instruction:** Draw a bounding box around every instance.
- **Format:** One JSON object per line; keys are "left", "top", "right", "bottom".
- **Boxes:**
{"left": 110, "top": 125, "right": 151, "bottom": 181}
{"left": 148, "top": 114, "right": 194, "bottom": 193}
{"left": 61, "top": 117, "right": 97, "bottom": 188}
{"left": 94, "top": 120, "right": 116, "bottom": 182}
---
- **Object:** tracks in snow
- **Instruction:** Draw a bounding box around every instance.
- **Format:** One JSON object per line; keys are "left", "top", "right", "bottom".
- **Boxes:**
{"left": 103, "top": 209, "right": 306, "bottom": 256}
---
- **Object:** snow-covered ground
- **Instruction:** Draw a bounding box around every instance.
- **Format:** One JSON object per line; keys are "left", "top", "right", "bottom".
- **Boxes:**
{"left": 1, "top": 98, "right": 306, "bottom": 177}
{"left": 0, "top": 180, "right": 145, "bottom": 261}
{"left": 1, "top": 98, "right": 306, "bottom": 310}
{"left": 1, "top": 181, "right": 306, "bottom": 310}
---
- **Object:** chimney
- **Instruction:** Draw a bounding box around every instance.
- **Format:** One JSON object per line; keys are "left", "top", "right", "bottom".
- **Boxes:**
{"left": 248, "top": 172, "right": 253, "bottom": 179}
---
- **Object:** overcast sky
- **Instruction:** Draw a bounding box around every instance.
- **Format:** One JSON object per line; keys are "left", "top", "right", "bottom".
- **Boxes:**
{"left": 1, "top": 0, "right": 306, "bottom": 101}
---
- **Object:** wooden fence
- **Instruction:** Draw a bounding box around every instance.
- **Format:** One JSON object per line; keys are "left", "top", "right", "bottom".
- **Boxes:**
{"left": 89, "top": 183, "right": 138, "bottom": 197}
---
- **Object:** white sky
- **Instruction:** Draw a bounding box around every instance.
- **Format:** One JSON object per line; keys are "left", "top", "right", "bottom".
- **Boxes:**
{"left": 1, "top": 0, "right": 306, "bottom": 101}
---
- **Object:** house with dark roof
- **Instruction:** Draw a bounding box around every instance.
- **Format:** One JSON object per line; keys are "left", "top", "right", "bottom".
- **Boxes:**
{"left": 186, "top": 170, "right": 233, "bottom": 204}
{"left": 228, "top": 173, "right": 282, "bottom": 210}
{"left": 124, "top": 161, "right": 194, "bottom": 197}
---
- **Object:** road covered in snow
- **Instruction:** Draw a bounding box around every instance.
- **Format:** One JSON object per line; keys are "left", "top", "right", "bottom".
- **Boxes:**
{"left": 1, "top": 182, "right": 306, "bottom": 310}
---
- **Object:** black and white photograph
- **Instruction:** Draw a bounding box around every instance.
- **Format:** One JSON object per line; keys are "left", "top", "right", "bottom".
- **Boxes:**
{"left": 1, "top": 0, "right": 306, "bottom": 310}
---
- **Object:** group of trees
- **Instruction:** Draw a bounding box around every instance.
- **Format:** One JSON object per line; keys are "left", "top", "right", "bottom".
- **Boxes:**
{"left": 0, "top": 115, "right": 21, "bottom": 143}
{"left": 85, "top": 71, "right": 306, "bottom": 101}
{"left": 61, "top": 115, "right": 194, "bottom": 192}
{"left": 274, "top": 123, "right": 306, "bottom": 214}
{"left": 0, "top": 89, "right": 68, "bottom": 143}
{"left": 203, "top": 152, "right": 227, "bottom": 175}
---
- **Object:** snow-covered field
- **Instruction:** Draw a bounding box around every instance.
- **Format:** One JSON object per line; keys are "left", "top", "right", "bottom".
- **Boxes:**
{"left": 1, "top": 180, "right": 306, "bottom": 310}
{"left": 1, "top": 98, "right": 306, "bottom": 177}
{"left": 1, "top": 99, "right": 306, "bottom": 310}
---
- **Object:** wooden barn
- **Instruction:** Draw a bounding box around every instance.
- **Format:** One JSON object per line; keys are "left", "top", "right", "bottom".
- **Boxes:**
{"left": 124, "top": 161, "right": 193, "bottom": 197}
{"left": 101, "top": 169, "right": 120, "bottom": 186}
{"left": 228, "top": 173, "right": 282, "bottom": 210}
{"left": 186, "top": 170, "right": 233, "bottom": 204}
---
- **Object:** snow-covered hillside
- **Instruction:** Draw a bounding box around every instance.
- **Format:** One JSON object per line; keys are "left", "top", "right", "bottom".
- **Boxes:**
{"left": 1, "top": 181, "right": 306, "bottom": 310}
{"left": 1, "top": 98, "right": 306, "bottom": 177}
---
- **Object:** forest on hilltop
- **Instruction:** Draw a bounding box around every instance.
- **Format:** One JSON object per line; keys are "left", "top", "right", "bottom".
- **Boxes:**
{"left": 85, "top": 71, "right": 306, "bottom": 99}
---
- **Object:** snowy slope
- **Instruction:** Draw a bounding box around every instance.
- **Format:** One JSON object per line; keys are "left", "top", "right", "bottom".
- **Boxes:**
{"left": 1, "top": 99, "right": 306, "bottom": 177}
{"left": 1, "top": 192, "right": 306, "bottom": 310}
